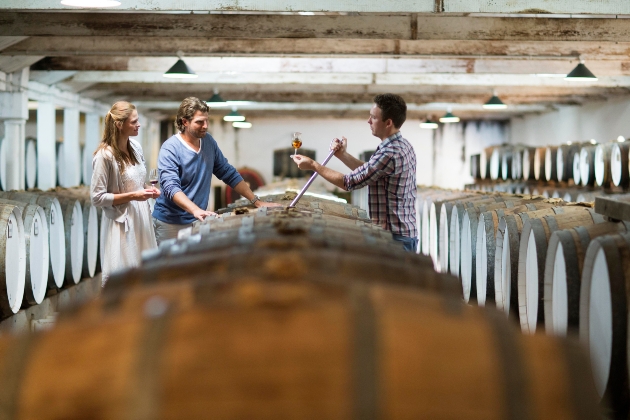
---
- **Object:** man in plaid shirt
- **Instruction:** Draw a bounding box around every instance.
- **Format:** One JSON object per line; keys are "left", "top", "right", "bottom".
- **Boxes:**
{"left": 292, "top": 93, "right": 418, "bottom": 252}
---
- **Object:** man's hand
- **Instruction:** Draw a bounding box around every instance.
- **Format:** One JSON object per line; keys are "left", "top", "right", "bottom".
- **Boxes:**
{"left": 151, "top": 187, "right": 161, "bottom": 200}
{"left": 330, "top": 137, "right": 347, "bottom": 157}
{"left": 135, "top": 189, "right": 158, "bottom": 201}
{"left": 292, "top": 154, "right": 316, "bottom": 171}
{"left": 192, "top": 208, "right": 217, "bottom": 221}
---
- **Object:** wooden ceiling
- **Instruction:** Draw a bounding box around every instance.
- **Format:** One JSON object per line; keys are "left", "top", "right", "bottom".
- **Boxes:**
{"left": 2, "top": 1, "right": 630, "bottom": 120}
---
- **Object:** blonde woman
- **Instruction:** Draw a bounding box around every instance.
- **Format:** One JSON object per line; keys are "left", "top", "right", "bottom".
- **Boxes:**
{"left": 91, "top": 101, "right": 159, "bottom": 286}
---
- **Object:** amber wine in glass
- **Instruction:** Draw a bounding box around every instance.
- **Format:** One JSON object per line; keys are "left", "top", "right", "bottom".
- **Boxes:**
{"left": 292, "top": 132, "right": 302, "bottom": 156}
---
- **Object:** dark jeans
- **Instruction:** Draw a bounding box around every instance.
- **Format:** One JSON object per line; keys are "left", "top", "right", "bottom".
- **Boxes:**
{"left": 392, "top": 233, "right": 418, "bottom": 253}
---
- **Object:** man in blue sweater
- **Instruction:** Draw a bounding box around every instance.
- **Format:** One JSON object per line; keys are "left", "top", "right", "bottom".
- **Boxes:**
{"left": 152, "top": 97, "right": 280, "bottom": 244}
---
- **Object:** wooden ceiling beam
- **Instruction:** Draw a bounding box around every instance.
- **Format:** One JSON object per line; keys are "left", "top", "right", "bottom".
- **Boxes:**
{"left": 3, "top": 13, "right": 630, "bottom": 42}
{"left": 1, "top": 0, "right": 629, "bottom": 14}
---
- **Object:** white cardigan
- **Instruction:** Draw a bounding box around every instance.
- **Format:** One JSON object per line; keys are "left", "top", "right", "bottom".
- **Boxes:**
{"left": 90, "top": 139, "right": 146, "bottom": 230}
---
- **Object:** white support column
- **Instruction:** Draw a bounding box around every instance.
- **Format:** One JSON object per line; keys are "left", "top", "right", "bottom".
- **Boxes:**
{"left": 0, "top": 68, "right": 29, "bottom": 191}
{"left": 83, "top": 113, "right": 100, "bottom": 186}
{"left": 36, "top": 101, "right": 57, "bottom": 190}
{"left": 62, "top": 108, "right": 80, "bottom": 187}
{"left": 2, "top": 120, "right": 26, "bottom": 190}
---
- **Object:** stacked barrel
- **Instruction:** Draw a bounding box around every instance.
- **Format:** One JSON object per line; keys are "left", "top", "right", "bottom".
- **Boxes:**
{"left": 0, "top": 191, "right": 602, "bottom": 418}
{"left": 0, "top": 187, "right": 100, "bottom": 321}
{"left": 419, "top": 183, "right": 630, "bottom": 419}
{"left": 470, "top": 139, "right": 630, "bottom": 203}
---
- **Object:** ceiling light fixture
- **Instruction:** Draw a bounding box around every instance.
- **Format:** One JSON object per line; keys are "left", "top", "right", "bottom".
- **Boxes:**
{"left": 589, "top": 139, "right": 597, "bottom": 145}
{"left": 565, "top": 57, "right": 598, "bottom": 81}
{"left": 163, "top": 58, "right": 198, "bottom": 79}
{"left": 439, "top": 109, "right": 460, "bottom": 123}
{"left": 233, "top": 121, "right": 253, "bottom": 129}
{"left": 60, "top": 0, "right": 121, "bottom": 7}
{"left": 206, "top": 90, "right": 228, "bottom": 107}
{"left": 618, "top": 136, "right": 626, "bottom": 142}
{"left": 223, "top": 109, "right": 246, "bottom": 122}
{"left": 420, "top": 118, "right": 438, "bottom": 129}
{"left": 483, "top": 91, "right": 507, "bottom": 110}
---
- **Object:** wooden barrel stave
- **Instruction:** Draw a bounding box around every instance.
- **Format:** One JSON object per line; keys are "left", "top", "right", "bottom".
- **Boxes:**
{"left": 518, "top": 206, "right": 603, "bottom": 334}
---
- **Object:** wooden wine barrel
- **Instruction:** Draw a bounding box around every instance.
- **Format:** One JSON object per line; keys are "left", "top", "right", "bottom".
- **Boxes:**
{"left": 580, "top": 231, "right": 630, "bottom": 417}
{"left": 0, "top": 198, "right": 49, "bottom": 307}
{"left": 439, "top": 193, "right": 491, "bottom": 273}
{"left": 501, "top": 147, "right": 513, "bottom": 181}
{"left": 25, "top": 137, "right": 37, "bottom": 190}
{"left": 511, "top": 147, "right": 523, "bottom": 181}
{"left": 48, "top": 196, "right": 84, "bottom": 286}
{"left": 449, "top": 195, "right": 520, "bottom": 279}
{"left": 0, "top": 276, "right": 602, "bottom": 420}
{"left": 533, "top": 147, "right": 547, "bottom": 181}
{"left": 494, "top": 204, "right": 581, "bottom": 319}
{"left": 475, "top": 200, "right": 561, "bottom": 308}
{"left": 544, "top": 146, "right": 559, "bottom": 182}
{"left": 518, "top": 206, "right": 604, "bottom": 334}
{"left": 460, "top": 198, "right": 533, "bottom": 302}
{"left": 522, "top": 147, "right": 536, "bottom": 181}
{"left": 544, "top": 221, "right": 630, "bottom": 337}
{"left": 429, "top": 192, "right": 478, "bottom": 271}
{"left": 0, "top": 203, "right": 26, "bottom": 317}
{"left": 594, "top": 143, "right": 614, "bottom": 188}
{"left": 421, "top": 190, "right": 457, "bottom": 256}
{"left": 53, "top": 189, "right": 100, "bottom": 278}
{"left": 479, "top": 146, "right": 493, "bottom": 180}
{"left": 55, "top": 141, "right": 64, "bottom": 187}
{"left": 470, "top": 154, "right": 481, "bottom": 179}
{"left": 556, "top": 143, "right": 578, "bottom": 183}
{"left": 580, "top": 145, "right": 597, "bottom": 187}
{"left": 0, "top": 191, "right": 66, "bottom": 290}
{"left": 572, "top": 146, "right": 582, "bottom": 185}
{"left": 611, "top": 141, "right": 630, "bottom": 188}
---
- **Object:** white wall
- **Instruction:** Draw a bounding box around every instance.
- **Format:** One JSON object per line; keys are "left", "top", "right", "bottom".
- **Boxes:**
{"left": 204, "top": 116, "right": 436, "bottom": 191}
{"left": 510, "top": 97, "right": 630, "bottom": 146}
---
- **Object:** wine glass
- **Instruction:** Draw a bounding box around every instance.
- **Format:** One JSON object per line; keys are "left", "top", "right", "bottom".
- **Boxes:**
{"left": 149, "top": 168, "right": 159, "bottom": 187}
{"left": 292, "top": 132, "right": 302, "bottom": 156}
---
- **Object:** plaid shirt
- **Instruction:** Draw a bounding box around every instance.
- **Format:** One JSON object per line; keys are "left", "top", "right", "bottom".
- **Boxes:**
{"left": 343, "top": 132, "right": 418, "bottom": 237}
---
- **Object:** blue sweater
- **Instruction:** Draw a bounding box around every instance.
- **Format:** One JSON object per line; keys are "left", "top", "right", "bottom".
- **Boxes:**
{"left": 152, "top": 134, "right": 243, "bottom": 225}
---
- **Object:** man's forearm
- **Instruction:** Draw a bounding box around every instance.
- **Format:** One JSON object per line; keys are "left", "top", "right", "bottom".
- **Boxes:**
{"left": 232, "top": 180, "right": 256, "bottom": 201}
{"left": 172, "top": 191, "right": 201, "bottom": 215}
{"left": 337, "top": 152, "right": 364, "bottom": 171}
{"left": 312, "top": 163, "right": 347, "bottom": 190}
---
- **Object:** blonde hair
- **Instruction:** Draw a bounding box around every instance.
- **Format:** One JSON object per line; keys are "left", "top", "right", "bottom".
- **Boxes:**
{"left": 95, "top": 101, "right": 140, "bottom": 172}
{"left": 176, "top": 97, "right": 209, "bottom": 133}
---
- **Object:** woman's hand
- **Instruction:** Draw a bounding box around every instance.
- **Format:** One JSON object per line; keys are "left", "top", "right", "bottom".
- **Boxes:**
{"left": 134, "top": 189, "right": 157, "bottom": 201}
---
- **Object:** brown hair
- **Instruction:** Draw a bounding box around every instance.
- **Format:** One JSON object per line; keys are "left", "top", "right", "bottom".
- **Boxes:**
{"left": 373, "top": 93, "right": 407, "bottom": 129}
{"left": 176, "top": 97, "right": 209, "bottom": 132}
{"left": 95, "top": 101, "right": 140, "bottom": 172}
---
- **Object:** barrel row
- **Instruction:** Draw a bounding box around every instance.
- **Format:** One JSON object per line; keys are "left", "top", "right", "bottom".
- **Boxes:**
{"left": 472, "top": 140, "right": 630, "bottom": 189}
{"left": 421, "top": 185, "right": 630, "bottom": 418}
{"left": 4, "top": 190, "right": 600, "bottom": 419}
{"left": 0, "top": 187, "right": 100, "bottom": 319}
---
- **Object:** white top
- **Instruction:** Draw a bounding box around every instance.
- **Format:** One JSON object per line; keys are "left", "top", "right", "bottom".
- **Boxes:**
{"left": 177, "top": 133, "right": 202, "bottom": 154}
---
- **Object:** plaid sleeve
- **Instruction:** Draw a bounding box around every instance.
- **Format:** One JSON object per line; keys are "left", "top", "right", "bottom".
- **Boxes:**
{"left": 343, "top": 148, "right": 395, "bottom": 191}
